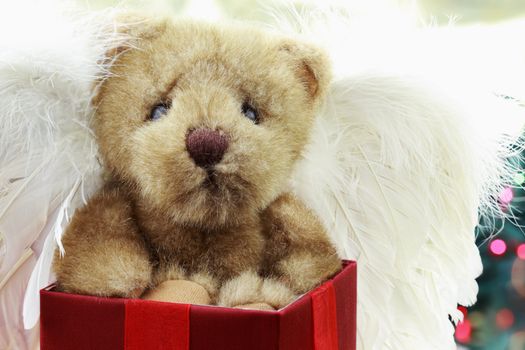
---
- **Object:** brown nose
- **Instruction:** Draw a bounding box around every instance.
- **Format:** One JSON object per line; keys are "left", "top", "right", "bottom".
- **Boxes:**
{"left": 186, "top": 128, "right": 228, "bottom": 168}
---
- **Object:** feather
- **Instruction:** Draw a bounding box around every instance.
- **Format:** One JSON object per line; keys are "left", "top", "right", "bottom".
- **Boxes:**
{"left": 22, "top": 180, "right": 81, "bottom": 330}
{"left": 0, "top": 1, "right": 125, "bottom": 347}
{"left": 273, "top": 3, "right": 525, "bottom": 349}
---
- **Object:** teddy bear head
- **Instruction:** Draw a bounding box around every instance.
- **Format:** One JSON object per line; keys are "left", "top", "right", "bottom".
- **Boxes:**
{"left": 93, "top": 19, "right": 330, "bottom": 229}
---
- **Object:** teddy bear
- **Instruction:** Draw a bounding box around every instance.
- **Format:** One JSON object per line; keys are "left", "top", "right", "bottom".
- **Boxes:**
{"left": 52, "top": 17, "right": 341, "bottom": 310}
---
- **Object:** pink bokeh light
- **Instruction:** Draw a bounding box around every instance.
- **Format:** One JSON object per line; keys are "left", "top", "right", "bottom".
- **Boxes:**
{"left": 489, "top": 239, "right": 507, "bottom": 256}
{"left": 517, "top": 244, "right": 525, "bottom": 260}
{"left": 455, "top": 319, "right": 472, "bottom": 343}
{"left": 499, "top": 187, "right": 514, "bottom": 204}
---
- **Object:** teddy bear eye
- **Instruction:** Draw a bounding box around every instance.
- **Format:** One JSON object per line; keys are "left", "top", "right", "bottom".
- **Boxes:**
{"left": 148, "top": 103, "right": 170, "bottom": 121}
{"left": 241, "top": 102, "right": 259, "bottom": 124}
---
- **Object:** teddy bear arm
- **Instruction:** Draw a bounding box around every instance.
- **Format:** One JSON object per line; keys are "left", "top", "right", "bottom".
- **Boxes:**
{"left": 53, "top": 186, "right": 152, "bottom": 298}
{"left": 262, "top": 193, "right": 341, "bottom": 294}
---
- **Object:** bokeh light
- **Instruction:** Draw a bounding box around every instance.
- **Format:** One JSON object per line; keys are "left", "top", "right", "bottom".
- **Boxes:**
{"left": 513, "top": 172, "right": 525, "bottom": 185}
{"left": 455, "top": 319, "right": 472, "bottom": 343}
{"left": 517, "top": 243, "right": 525, "bottom": 260}
{"left": 489, "top": 239, "right": 507, "bottom": 256}
{"left": 499, "top": 187, "right": 514, "bottom": 204}
{"left": 495, "top": 308, "right": 515, "bottom": 330}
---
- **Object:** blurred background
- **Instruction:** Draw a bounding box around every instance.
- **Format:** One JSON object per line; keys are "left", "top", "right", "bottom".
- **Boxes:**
{"left": 80, "top": 0, "right": 525, "bottom": 24}
{"left": 78, "top": 1, "right": 525, "bottom": 349}
{"left": 466, "top": 148, "right": 525, "bottom": 350}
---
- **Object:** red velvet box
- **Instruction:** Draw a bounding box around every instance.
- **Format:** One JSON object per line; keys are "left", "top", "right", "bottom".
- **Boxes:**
{"left": 40, "top": 260, "right": 356, "bottom": 350}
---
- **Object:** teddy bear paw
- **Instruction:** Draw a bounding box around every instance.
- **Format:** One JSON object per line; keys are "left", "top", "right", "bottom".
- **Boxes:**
{"left": 142, "top": 280, "right": 211, "bottom": 305}
{"left": 217, "top": 271, "right": 297, "bottom": 310}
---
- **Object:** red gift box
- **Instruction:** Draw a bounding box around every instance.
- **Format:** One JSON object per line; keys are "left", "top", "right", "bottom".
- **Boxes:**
{"left": 40, "top": 260, "right": 356, "bottom": 350}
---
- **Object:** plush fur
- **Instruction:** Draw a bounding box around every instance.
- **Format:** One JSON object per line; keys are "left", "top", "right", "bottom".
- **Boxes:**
{"left": 52, "top": 18, "right": 341, "bottom": 308}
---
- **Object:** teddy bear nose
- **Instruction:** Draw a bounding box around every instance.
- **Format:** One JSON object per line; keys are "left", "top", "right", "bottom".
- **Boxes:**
{"left": 186, "top": 128, "right": 229, "bottom": 168}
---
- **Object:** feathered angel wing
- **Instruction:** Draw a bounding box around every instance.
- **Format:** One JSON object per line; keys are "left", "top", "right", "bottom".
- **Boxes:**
{"left": 281, "top": 5, "right": 525, "bottom": 350}
{"left": 0, "top": 1, "right": 122, "bottom": 346}
{"left": 294, "top": 77, "right": 523, "bottom": 349}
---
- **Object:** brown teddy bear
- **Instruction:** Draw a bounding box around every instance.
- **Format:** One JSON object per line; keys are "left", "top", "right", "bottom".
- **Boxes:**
{"left": 52, "top": 18, "right": 341, "bottom": 310}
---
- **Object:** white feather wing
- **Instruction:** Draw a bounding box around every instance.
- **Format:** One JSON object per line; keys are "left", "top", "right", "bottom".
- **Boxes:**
{"left": 0, "top": 1, "right": 121, "bottom": 344}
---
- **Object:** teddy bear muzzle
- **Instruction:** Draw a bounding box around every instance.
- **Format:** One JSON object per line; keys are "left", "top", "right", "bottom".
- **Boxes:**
{"left": 186, "top": 128, "right": 229, "bottom": 168}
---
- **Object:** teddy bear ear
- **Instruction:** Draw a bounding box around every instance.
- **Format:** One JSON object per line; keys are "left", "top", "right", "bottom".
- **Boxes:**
{"left": 91, "top": 14, "right": 167, "bottom": 105}
{"left": 103, "top": 13, "right": 167, "bottom": 60}
{"left": 278, "top": 41, "right": 331, "bottom": 101}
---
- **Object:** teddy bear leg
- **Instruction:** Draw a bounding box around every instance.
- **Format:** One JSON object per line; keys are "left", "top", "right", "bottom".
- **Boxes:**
{"left": 142, "top": 280, "right": 212, "bottom": 304}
